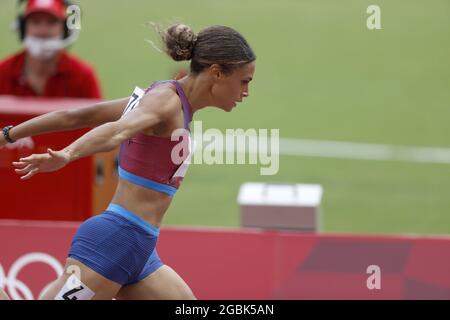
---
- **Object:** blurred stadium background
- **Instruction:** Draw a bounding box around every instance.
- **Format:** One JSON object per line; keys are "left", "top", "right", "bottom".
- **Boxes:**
{"left": 1, "top": 0, "right": 449, "bottom": 236}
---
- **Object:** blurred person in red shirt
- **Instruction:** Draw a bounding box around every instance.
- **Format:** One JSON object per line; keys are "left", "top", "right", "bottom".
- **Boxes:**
{"left": 0, "top": 0, "right": 102, "bottom": 98}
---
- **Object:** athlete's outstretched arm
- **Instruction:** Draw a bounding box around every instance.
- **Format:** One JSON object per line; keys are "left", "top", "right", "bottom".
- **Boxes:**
{"left": 0, "top": 98, "right": 129, "bottom": 148}
{"left": 13, "top": 89, "right": 180, "bottom": 180}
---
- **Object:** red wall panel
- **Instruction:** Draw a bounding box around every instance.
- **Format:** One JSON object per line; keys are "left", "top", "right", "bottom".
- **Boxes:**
{"left": 0, "top": 220, "right": 449, "bottom": 300}
{"left": 0, "top": 97, "right": 99, "bottom": 221}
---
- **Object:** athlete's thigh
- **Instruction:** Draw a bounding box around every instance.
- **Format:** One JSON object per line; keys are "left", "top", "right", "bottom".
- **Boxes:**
{"left": 40, "top": 258, "right": 121, "bottom": 300}
{"left": 116, "top": 265, "right": 196, "bottom": 300}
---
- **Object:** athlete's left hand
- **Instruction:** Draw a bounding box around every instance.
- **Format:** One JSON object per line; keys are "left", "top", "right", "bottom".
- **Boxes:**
{"left": 12, "top": 148, "right": 71, "bottom": 180}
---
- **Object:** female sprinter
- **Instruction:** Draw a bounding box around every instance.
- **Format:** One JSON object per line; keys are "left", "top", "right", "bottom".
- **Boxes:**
{"left": 1, "top": 24, "right": 255, "bottom": 300}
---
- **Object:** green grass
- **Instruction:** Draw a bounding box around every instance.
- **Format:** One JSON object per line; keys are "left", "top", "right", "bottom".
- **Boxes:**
{"left": 167, "top": 156, "right": 450, "bottom": 236}
{"left": 1, "top": 0, "right": 449, "bottom": 235}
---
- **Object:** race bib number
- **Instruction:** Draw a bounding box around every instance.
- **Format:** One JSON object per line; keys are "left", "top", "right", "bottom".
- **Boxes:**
{"left": 54, "top": 274, "right": 95, "bottom": 300}
{"left": 122, "top": 86, "right": 145, "bottom": 117}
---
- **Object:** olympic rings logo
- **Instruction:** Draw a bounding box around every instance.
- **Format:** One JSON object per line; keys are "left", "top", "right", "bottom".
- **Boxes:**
{"left": 0, "top": 252, "right": 64, "bottom": 300}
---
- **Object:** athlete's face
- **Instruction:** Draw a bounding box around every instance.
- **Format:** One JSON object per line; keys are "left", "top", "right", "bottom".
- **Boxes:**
{"left": 210, "top": 61, "right": 255, "bottom": 112}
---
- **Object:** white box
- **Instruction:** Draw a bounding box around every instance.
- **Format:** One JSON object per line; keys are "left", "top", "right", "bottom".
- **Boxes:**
{"left": 238, "top": 182, "right": 323, "bottom": 232}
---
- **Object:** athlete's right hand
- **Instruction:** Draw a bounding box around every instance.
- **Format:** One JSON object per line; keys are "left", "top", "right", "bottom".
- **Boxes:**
{"left": 12, "top": 148, "right": 71, "bottom": 180}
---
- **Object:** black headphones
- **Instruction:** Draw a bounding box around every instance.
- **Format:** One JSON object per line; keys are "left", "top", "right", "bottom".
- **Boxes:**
{"left": 16, "top": 0, "right": 74, "bottom": 41}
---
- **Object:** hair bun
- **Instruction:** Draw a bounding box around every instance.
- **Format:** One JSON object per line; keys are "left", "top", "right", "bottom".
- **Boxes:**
{"left": 164, "top": 24, "right": 197, "bottom": 61}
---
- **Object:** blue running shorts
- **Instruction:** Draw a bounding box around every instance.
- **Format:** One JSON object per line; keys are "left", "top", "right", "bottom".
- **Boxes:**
{"left": 68, "top": 203, "right": 164, "bottom": 285}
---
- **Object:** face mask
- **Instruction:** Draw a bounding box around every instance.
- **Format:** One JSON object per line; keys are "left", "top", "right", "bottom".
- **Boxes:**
{"left": 23, "top": 36, "right": 65, "bottom": 60}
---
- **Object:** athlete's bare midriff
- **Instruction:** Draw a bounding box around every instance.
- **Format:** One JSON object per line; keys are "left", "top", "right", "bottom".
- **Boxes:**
{"left": 110, "top": 178, "right": 173, "bottom": 228}
{"left": 109, "top": 83, "right": 189, "bottom": 228}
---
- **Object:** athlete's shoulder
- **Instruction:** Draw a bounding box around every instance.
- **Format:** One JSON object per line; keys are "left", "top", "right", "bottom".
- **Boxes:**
{"left": 140, "top": 82, "right": 181, "bottom": 119}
